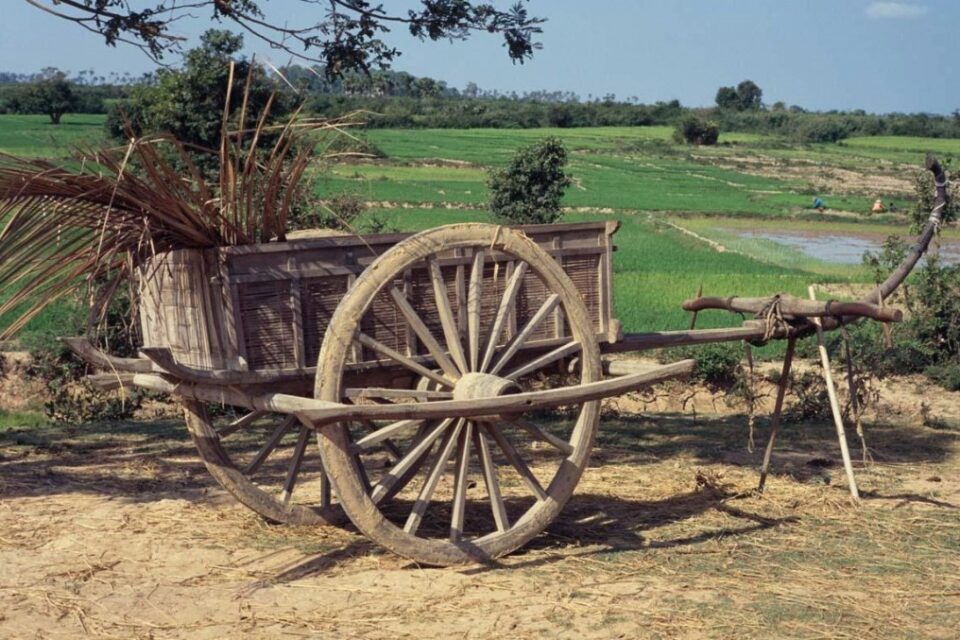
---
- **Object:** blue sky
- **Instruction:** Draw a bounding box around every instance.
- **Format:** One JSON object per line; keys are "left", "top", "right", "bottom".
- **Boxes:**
{"left": 2, "top": 1, "right": 958, "bottom": 114}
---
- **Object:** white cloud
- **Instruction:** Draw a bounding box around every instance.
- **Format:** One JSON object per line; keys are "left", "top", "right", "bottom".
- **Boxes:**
{"left": 865, "top": 2, "right": 928, "bottom": 19}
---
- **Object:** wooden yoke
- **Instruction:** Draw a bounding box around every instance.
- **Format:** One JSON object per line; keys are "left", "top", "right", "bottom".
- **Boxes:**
{"left": 681, "top": 295, "right": 903, "bottom": 323}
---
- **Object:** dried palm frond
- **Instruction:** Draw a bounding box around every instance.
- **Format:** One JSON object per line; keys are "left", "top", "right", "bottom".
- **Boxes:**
{"left": 0, "top": 65, "right": 366, "bottom": 339}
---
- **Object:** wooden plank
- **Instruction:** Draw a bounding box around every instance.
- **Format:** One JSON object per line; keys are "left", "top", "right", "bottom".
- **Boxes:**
{"left": 132, "top": 359, "right": 696, "bottom": 426}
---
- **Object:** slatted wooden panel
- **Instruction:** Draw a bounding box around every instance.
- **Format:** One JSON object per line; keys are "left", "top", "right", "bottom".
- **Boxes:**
{"left": 408, "top": 264, "right": 460, "bottom": 359}
{"left": 301, "top": 275, "right": 350, "bottom": 365}
{"left": 562, "top": 254, "right": 602, "bottom": 327}
{"left": 238, "top": 281, "right": 297, "bottom": 370}
{"left": 515, "top": 269, "right": 556, "bottom": 342}
{"left": 141, "top": 222, "right": 619, "bottom": 374}
{"left": 359, "top": 283, "right": 407, "bottom": 361}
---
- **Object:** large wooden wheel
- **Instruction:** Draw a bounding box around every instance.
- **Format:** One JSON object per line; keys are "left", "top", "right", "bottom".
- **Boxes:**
{"left": 314, "top": 223, "right": 602, "bottom": 565}
{"left": 182, "top": 399, "right": 346, "bottom": 525}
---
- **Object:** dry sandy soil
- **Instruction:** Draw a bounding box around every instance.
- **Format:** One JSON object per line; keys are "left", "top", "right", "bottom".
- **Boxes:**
{"left": 1, "top": 367, "right": 959, "bottom": 639}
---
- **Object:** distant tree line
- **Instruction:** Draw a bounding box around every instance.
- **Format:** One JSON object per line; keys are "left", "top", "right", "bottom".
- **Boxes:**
{"left": 4, "top": 50, "right": 960, "bottom": 142}
{"left": 0, "top": 67, "right": 145, "bottom": 118}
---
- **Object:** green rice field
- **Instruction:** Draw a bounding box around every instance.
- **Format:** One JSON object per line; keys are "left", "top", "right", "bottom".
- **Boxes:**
{"left": 1, "top": 113, "right": 953, "bottom": 348}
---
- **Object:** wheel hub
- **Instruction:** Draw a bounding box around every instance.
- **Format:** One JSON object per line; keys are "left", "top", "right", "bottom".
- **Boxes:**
{"left": 452, "top": 372, "right": 520, "bottom": 401}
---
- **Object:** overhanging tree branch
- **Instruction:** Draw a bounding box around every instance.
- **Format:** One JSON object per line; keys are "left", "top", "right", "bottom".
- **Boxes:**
{"left": 23, "top": 1, "right": 544, "bottom": 76}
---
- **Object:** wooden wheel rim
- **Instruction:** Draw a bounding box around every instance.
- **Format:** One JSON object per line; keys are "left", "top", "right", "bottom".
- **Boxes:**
{"left": 314, "top": 223, "right": 601, "bottom": 565}
{"left": 182, "top": 399, "right": 346, "bottom": 526}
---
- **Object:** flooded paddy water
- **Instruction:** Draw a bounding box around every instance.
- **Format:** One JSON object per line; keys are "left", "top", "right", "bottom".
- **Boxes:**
{"left": 737, "top": 229, "right": 960, "bottom": 265}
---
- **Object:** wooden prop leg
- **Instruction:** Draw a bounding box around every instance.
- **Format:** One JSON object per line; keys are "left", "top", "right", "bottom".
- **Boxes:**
{"left": 809, "top": 286, "right": 860, "bottom": 501}
{"left": 757, "top": 337, "right": 796, "bottom": 493}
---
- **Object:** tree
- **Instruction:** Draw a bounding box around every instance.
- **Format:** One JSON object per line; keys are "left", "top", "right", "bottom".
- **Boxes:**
{"left": 488, "top": 137, "right": 571, "bottom": 225}
{"left": 736, "top": 80, "right": 762, "bottom": 111}
{"left": 19, "top": 68, "right": 78, "bottom": 124}
{"left": 715, "top": 86, "right": 738, "bottom": 110}
{"left": 715, "top": 80, "right": 763, "bottom": 111}
{"left": 107, "top": 30, "right": 291, "bottom": 156}
{"left": 25, "top": 1, "right": 544, "bottom": 76}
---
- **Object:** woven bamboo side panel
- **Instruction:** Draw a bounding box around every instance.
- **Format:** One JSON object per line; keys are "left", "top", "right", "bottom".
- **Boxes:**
{"left": 139, "top": 248, "right": 225, "bottom": 370}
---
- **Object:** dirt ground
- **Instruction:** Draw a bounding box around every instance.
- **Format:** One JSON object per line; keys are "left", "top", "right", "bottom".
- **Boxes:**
{"left": 1, "top": 371, "right": 959, "bottom": 639}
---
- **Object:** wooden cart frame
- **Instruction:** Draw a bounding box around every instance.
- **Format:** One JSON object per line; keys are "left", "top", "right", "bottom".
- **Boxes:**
{"left": 68, "top": 156, "right": 951, "bottom": 566}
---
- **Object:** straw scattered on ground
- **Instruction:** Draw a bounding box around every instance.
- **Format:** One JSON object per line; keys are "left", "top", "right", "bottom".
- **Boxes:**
{"left": 1, "top": 377, "right": 958, "bottom": 639}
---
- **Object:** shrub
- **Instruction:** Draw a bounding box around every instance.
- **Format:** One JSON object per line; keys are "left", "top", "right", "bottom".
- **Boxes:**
{"left": 673, "top": 115, "right": 719, "bottom": 145}
{"left": 856, "top": 233, "right": 960, "bottom": 388}
{"left": 287, "top": 187, "right": 367, "bottom": 233}
{"left": 488, "top": 137, "right": 571, "bottom": 225}
{"left": 663, "top": 343, "right": 741, "bottom": 386}
{"left": 793, "top": 117, "right": 851, "bottom": 143}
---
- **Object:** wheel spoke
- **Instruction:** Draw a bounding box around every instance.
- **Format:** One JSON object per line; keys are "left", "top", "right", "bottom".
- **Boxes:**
{"left": 404, "top": 419, "right": 464, "bottom": 534}
{"left": 357, "top": 333, "right": 453, "bottom": 388}
{"left": 503, "top": 340, "right": 581, "bottom": 381}
{"left": 428, "top": 258, "right": 469, "bottom": 374}
{"left": 371, "top": 418, "right": 454, "bottom": 504}
{"left": 280, "top": 426, "right": 310, "bottom": 506}
{"left": 473, "top": 424, "right": 509, "bottom": 532}
{"left": 450, "top": 421, "right": 474, "bottom": 541}
{"left": 489, "top": 293, "right": 560, "bottom": 375}
{"left": 467, "top": 249, "right": 485, "bottom": 371}
{"left": 352, "top": 419, "right": 424, "bottom": 452}
{"left": 480, "top": 261, "right": 528, "bottom": 373}
{"left": 345, "top": 387, "right": 453, "bottom": 401}
{"left": 389, "top": 287, "right": 461, "bottom": 380}
{"left": 503, "top": 416, "right": 574, "bottom": 455}
{"left": 485, "top": 422, "right": 547, "bottom": 501}
{"left": 243, "top": 415, "right": 297, "bottom": 476}
{"left": 216, "top": 410, "right": 266, "bottom": 438}
{"left": 358, "top": 420, "right": 403, "bottom": 460}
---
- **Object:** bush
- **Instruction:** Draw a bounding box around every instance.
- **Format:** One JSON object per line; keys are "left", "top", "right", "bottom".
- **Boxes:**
{"left": 663, "top": 343, "right": 741, "bottom": 386}
{"left": 793, "top": 117, "right": 851, "bottom": 143}
{"left": 855, "top": 231, "right": 960, "bottom": 389}
{"left": 488, "top": 137, "right": 571, "bottom": 225}
{"left": 21, "top": 292, "right": 145, "bottom": 423}
{"left": 673, "top": 115, "right": 719, "bottom": 145}
{"left": 288, "top": 190, "right": 367, "bottom": 232}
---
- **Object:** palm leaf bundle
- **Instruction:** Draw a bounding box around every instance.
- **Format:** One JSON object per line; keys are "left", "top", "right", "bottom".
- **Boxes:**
{"left": 0, "top": 75, "right": 363, "bottom": 339}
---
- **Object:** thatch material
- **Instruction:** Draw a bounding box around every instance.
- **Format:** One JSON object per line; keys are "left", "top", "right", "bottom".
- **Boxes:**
{"left": 0, "top": 69, "right": 363, "bottom": 339}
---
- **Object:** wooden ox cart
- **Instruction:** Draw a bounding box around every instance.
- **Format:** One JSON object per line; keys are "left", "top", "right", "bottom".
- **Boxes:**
{"left": 67, "top": 156, "right": 950, "bottom": 566}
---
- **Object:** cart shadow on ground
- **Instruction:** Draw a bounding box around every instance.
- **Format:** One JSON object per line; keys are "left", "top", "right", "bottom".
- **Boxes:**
{"left": 247, "top": 412, "right": 959, "bottom": 586}
{"left": 1, "top": 411, "right": 955, "bottom": 499}
{"left": 1, "top": 412, "right": 954, "bottom": 503}
{"left": 2, "top": 411, "right": 956, "bottom": 586}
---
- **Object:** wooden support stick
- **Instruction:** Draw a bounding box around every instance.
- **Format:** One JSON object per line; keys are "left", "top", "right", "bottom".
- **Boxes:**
{"left": 808, "top": 286, "right": 860, "bottom": 501}
{"left": 689, "top": 283, "right": 703, "bottom": 330}
{"left": 757, "top": 337, "right": 796, "bottom": 493}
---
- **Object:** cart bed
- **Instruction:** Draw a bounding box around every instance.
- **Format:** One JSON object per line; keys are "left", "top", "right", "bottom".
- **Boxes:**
{"left": 139, "top": 221, "right": 620, "bottom": 375}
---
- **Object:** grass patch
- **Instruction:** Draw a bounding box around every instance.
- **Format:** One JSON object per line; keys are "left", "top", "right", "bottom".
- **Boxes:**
{"left": 0, "top": 409, "right": 49, "bottom": 430}
{"left": 0, "top": 114, "right": 106, "bottom": 158}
